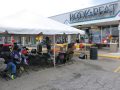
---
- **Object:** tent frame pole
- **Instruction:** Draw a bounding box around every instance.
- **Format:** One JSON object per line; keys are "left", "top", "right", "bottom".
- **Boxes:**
{"left": 53, "top": 34, "right": 56, "bottom": 67}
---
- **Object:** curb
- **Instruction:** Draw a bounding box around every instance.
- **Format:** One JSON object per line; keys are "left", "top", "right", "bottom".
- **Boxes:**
{"left": 98, "top": 54, "right": 120, "bottom": 59}
{"left": 74, "top": 52, "right": 120, "bottom": 59}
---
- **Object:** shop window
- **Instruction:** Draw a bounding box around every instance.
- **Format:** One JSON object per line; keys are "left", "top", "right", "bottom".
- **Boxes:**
{"left": 111, "top": 27, "right": 119, "bottom": 36}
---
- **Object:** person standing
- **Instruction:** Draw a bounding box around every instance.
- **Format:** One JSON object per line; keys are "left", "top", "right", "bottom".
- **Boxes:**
{"left": 45, "top": 37, "right": 51, "bottom": 54}
{"left": 37, "top": 41, "right": 42, "bottom": 54}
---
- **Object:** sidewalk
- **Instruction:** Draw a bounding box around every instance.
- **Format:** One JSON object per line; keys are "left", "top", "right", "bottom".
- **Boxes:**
{"left": 74, "top": 49, "right": 120, "bottom": 59}
{"left": 98, "top": 50, "right": 120, "bottom": 59}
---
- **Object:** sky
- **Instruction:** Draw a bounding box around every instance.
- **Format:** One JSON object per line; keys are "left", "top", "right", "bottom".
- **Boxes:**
{"left": 0, "top": 0, "right": 117, "bottom": 18}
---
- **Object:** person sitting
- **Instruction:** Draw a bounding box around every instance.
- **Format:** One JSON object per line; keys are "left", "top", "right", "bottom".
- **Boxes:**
{"left": 11, "top": 47, "right": 27, "bottom": 77}
{"left": 21, "top": 47, "right": 29, "bottom": 65}
{"left": 56, "top": 47, "right": 66, "bottom": 64}
{"left": 3, "top": 53, "right": 16, "bottom": 80}
{"left": 11, "top": 47, "right": 21, "bottom": 65}
{"left": 66, "top": 43, "right": 74, "bottom": 61}
{"left": 21, "top": 47, "right": 28, "bottom": 55}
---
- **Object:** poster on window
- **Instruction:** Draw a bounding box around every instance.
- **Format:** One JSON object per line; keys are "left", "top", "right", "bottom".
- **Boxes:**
{"left": 102, "top": 28, "right": 110, "bottom": 44}
{"left": 92, "top": 32, "right": 101, "bottom": 44}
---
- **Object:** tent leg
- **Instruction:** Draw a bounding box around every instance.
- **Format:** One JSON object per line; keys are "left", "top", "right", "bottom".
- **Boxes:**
{"left": 53, "top": 34, "right": 56, "bottom": 67}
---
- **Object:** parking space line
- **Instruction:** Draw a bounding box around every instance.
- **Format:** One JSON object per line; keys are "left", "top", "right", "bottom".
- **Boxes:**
{"left": 114, "top": 66, "right": 120, "bottom": 72}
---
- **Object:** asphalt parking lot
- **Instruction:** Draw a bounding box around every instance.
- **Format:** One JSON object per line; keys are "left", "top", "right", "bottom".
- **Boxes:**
{"left": 0, "top": 57, "right": 120, "bottom": 90}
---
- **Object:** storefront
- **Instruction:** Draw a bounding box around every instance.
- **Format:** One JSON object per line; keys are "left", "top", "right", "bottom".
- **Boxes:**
{"left": 50, "top": 1, "right": 120, "bottom": 48}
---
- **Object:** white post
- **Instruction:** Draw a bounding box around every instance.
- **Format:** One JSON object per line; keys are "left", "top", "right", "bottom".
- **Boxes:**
{"left": 110, "top": 25, "right": 112, "bottom": 44}
{"left": 84, "top": 35, "right": 87, "bottom": 59}
{"left": 67, "top": 35, "right": 71, "bottom": 44}
{"left": 79, "top": 34, "right": 81, "bottom": 42}
{"left": 53, "top": 34, "right": 56, "bottom": 67}
{"left": 101, "top": 27, "right": 102, "bottom": 43}
{"left": 22, "top": 36, "right": 25, "bottom": 46}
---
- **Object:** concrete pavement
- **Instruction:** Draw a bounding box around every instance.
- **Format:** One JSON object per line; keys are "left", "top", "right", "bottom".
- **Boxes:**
{"left": 1, "top": 57, "right": 120, "bottom": 90}
{"left": 98, "top": 50, "right": 120, "bottom": 59}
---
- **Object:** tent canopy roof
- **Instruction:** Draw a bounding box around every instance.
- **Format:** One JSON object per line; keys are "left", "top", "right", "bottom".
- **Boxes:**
{"left": 0, "top": 11, "right": 85, "bottom": 35}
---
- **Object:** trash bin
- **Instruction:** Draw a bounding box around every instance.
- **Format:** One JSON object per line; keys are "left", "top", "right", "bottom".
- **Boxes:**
{"left": 90, "top": 47, "right": 98, "bottom": 60}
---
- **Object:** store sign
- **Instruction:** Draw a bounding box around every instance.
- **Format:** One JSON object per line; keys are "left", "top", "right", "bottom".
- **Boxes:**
{"left": 70, "top": 3, "right": 118, "bottom": 23}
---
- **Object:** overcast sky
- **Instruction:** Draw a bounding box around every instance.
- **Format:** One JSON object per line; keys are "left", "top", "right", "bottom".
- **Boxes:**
{"left": 0, "top": 0, "right": 117, "bottom": 18}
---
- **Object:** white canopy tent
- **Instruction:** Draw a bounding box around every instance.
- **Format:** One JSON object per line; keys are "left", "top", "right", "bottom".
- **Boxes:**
{"left": 0, "top": 11, "right": 85, "bottom": 35}
{"left": 0, "top": 11, "right": 85, "bottom": 66}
